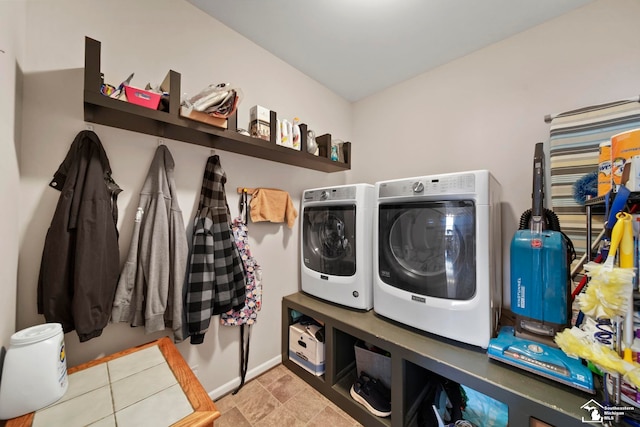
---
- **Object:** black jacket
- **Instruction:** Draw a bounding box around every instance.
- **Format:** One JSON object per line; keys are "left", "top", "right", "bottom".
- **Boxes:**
{"left": 38, "top": 130, "right": 122, "bottom": 342}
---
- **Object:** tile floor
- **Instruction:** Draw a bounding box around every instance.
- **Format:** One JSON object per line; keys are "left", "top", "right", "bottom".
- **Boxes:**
{"left": 214, "top": 364, "right": 363, "bottom": 427}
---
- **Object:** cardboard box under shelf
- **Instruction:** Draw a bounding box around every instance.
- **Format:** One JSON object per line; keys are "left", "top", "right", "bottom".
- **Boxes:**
{"left": 355, "top": 342, "right": 391, "bottom": 389}
{"left": 180, "top": 107, "right": 227, "bottom": 129}
{"left": 289, "top": 323, "right": 325, "bottom": 376}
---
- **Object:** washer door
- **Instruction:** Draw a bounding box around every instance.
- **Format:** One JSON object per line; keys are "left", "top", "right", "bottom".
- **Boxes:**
{"left": 378, "top": 200, "right": 476, "bottom": 299}
{"left": 303, "top": 205, "right": 356, "bottom": 276}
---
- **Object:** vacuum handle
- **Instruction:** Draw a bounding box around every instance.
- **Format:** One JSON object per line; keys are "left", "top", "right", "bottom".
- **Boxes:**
{"left": 530, "top": 142, "right": 545, "bottom": 231}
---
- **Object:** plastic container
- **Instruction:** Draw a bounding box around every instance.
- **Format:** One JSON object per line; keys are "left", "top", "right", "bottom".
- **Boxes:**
{"left": 124, "top": 85, "right": 162, "bottom": 110}
{"left": 279, "top": 119, "right": 293, "bottom": 148}
{"left": 331, "top": 139, "right": 344, "bottom": 162}
{"left": 597, "top": 141, "right": 612, "bottom": 196}
{"left": 292, "top": 117, "right": 301, "bottom": 150}
{"left": 0, "top": 323, "right": 68, "bottom": 419}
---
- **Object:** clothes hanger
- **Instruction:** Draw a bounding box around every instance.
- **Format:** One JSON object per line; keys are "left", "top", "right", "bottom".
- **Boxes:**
{"left": 236, "top": 187, "right": 257, "bottom": 195}
{"left": 238, "top": 189, "right": 249, "bottom": 224}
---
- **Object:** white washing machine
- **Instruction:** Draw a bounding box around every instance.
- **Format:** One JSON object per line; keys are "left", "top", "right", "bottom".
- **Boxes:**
{"left": 301, "top": 184, "right": 374, "bottom": 310}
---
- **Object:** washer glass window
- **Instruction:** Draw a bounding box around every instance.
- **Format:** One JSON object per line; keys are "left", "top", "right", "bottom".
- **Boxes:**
{"left": 303, "top": 205, "right": 356, "bottom": 276}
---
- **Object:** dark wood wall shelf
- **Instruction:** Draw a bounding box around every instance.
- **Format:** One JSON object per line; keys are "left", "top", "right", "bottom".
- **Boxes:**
{"left": 83, "top": 37, "right": 350, "bottom": 173}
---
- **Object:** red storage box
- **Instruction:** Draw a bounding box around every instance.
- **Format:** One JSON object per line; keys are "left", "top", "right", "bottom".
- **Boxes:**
{"left": 124, "top": 85, "right": 161, "bottom": 110}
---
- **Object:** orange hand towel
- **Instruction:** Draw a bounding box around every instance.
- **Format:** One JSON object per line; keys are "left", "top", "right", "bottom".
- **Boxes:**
{"left": 249, "top": 188, "right": 298, "bottom": 228}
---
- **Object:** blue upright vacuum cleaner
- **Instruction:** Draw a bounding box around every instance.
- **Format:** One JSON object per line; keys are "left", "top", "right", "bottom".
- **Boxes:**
{"left": 488, "top": 142, "right": 595, "bottom": 394}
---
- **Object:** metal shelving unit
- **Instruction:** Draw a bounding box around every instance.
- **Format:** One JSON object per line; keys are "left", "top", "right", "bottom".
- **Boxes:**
{"left": 583, "top": 191, "right": 640, "bottom": 416}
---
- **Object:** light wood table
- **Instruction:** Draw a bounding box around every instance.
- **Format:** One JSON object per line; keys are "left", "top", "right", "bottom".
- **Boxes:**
{"left": 6, "top": 337, "right": 220, "bottom": 427}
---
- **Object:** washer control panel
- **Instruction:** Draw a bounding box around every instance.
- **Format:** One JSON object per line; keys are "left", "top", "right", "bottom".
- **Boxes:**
{"left": 304, "top": 186, "right": 357, "bottom": 202}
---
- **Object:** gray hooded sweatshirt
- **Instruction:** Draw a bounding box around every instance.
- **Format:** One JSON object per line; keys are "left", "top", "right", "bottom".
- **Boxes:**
{"left": 111, "top": 145, "right": 188, "bottom": 342}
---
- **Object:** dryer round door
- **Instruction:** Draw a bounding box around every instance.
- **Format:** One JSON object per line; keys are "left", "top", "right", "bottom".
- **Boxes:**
{"left": 378, "top": 200, "right": 476, "bottom": 299}
{"left": 303, "top": 205, "right": 356, "bottom": 276}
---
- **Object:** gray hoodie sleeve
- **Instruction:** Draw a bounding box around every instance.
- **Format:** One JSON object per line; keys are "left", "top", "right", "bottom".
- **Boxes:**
{"left": 111, "top": 207, "right": 144, "bottom": 323}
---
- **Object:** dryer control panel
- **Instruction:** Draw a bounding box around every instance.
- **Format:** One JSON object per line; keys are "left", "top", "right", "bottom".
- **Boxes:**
{"left": 304, "top": 186, "right": 357, "bottom": 202}
{"left": 378, "top": 172, "right": 476, "bottom": 198}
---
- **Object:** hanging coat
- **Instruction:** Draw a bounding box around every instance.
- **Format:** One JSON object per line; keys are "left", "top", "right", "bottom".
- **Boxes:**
{"left": 220, "top": 216, "right": 263, "bottom": 326}
{"left": 38, "top": 130, "right": 122, "bottom": 342}
{"left": 111, "top": 145, "right": 189, "bottom": 342}
{"left": 186, "top": 155, "right": 246, "bottom": 344}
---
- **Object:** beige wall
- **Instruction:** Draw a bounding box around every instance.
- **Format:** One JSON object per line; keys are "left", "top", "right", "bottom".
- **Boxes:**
{"left": 351, "top": 0, "right": 640, "bottom": 305}
{"left": 7, "top": 0, "right": 640, "bottom": 400}
{"left": 17, "top": 0, "right": 350, "bottom": 398}
{"left": 0, "top": 1, "right": 25, "bottom": 352}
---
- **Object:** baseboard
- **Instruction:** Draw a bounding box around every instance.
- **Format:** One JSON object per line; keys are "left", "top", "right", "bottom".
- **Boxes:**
{"left": 208, "top": 354, "right": 282, "bottom": 401}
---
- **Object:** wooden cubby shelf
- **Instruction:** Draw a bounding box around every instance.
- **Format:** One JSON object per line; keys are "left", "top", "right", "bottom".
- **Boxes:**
{"left": 282, "top": 292, "right": 595, "bottom": 427}
{"left": 83, "top": 37, "right": 350, "bottom": 173}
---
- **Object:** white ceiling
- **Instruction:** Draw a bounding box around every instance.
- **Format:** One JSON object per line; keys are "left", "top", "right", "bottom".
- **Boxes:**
{"left": 187, "top": 0, "right": 594, "bottom": 102}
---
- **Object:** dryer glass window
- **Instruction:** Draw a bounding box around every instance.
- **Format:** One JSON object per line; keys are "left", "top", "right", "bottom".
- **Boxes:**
{"left": 378, "top": 201, "right": 476, "bottom": 299}
{"left": 303, "top": 205, "right": 356, "bottom": 276}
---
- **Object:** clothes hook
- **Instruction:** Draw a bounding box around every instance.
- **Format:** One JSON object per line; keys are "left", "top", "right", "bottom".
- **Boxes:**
{"left": 158, "top": 138, "right": 164, "bottom": 146}
{"left": 86, "top": 124, "right": 94, "bottom": 131}
{"left": 210, "top": 149, "right": 215, "bottom": 156}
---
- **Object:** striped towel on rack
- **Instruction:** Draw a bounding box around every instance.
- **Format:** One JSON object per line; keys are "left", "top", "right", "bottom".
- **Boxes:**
{"left": 549, "top": 98, "right": 640, "bottom": 260}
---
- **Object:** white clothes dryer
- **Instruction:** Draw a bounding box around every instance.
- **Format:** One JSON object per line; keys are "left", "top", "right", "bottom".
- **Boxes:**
{"left": 300, "top": 184, "right": 374, "bottom": 310}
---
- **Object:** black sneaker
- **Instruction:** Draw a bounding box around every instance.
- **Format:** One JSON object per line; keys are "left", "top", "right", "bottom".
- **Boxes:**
{"left": 350, "top": 373, "right": 391, "bottom": 417}
{"left": 359, "top": 371, "right": 391, "bottom": 402}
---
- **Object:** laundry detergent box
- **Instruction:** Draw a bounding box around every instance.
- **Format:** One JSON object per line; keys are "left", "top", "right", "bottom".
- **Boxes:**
{"left": 249, "top": 105, "right": 271, "bottom": 141}
{"left": 288, "top": 323, "right": 325, "bottom": 376}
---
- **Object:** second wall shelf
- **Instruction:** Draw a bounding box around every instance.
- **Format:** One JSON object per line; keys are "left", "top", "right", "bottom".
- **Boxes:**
{"left": 83, "top": 37, "right": 350, "bottom": 173}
